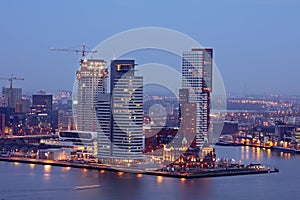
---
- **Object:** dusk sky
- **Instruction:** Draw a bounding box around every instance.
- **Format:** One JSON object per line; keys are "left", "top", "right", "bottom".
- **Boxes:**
{"left": 0, "top": 0, "right": 299, "bottom": 95}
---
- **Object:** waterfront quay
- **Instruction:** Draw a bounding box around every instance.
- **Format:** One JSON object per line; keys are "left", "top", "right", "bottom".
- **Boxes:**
{"left": 0, "top": 155, "right": 278, "bottom": 179}
{"left": 216, "top": 141, "right": 300, "bottom": 154}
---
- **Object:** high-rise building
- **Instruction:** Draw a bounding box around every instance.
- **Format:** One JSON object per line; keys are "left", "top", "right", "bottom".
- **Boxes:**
{"left": 178, "top": 88, "right": 197, "bottom": 149}
{"left": 75, "top": 59, "right": 108, "bottom": 132}
{"left": 32, "top": 93, "right": 53, "bottom": 112}
{"left": 58, "top": 111, "right": 76, "bottom": 131}
{"left": 28, "top": 93, "right": 58, "bottom": 134}
{"left": 96, "top": 60, "right": 144, "bottom": 161}
{"left": 2, "top": 87, "right": 22, "bottom": 108}
{"left": 0, "top": 107, "right": 15, "bottom": 135}
{"left": 182, "top": 48, "right": 213, "bottom": 150}
{"left": 15, "top": 99, "right": 31, "bottom": 114}
{"left": 96, "top": 93, "right": 111, "bottom": 156}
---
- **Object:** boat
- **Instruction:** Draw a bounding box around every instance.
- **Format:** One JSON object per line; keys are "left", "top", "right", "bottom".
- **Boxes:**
{"left": 74, "top": 184, "right": 101, "bottom": 190}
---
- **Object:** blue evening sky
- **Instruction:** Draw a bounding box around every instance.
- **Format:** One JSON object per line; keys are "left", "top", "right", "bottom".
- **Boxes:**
{"left": 0, "top": 0, "right": 299, "bottom": 95}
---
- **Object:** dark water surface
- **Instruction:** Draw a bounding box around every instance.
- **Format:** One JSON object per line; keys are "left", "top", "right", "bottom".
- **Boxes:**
{"left": 0, "top": 146, "right": 299, "bottom": 200}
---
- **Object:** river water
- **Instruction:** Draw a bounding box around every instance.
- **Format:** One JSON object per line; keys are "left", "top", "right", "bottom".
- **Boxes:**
{"left": 0, "top": 146, "right": 299, "bottom": 200}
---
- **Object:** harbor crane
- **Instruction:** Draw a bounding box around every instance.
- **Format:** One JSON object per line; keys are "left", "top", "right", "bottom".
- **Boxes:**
{"left": 0, "top": 75, "right": 24, "bottom": 108}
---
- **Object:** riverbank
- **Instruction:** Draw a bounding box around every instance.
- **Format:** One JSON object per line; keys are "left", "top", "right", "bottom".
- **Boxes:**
{"left": 0, "top": 156, "right": 115, "bottom": 171}
{"left": 0, "top": 156, "right": 278, "bottom": 179}
{"left": 216, "top": 141, "right": 300, "bottom": 154}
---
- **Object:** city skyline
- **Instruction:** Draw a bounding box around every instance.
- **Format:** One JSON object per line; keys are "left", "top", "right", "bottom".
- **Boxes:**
{"left": 0, "top": 0, "right": 299, "bottom": 95}
{"left": 0, "top": 1, "right": 299, "bottom": 200}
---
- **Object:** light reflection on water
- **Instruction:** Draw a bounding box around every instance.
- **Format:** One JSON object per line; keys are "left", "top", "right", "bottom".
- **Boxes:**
{"left": 43, "top": 165, "right": 51, "bottom": 181}
{"left": 238, "top": 146, "right": 288, "bottom": 163}
{"left": 252, "top": 147, "right": 256, "bottom": 160}
{"left": 44, "top": 165, "right": 51, "bottom": 172}
{"left": 156, "top": 176, "right": 163, "bottom": 184}
{"left": 267, "top": 148, "right": 271, "bottom": 158}
{"left": 82, "top": 168, "right": 88, "bottom": 173}
{"left": 136, "top": 174, "right": 143, "bottom": 178}
{"left": 0, "top": 146, "right": 299, "bottom": 200}
{"left": 62, "top": 167, "right": 71, "bottom": 171}
{"left": 117, "top": 171, "right": 124, "bottom": 176}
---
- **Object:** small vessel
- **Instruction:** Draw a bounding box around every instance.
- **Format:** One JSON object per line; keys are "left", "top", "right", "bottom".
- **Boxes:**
{"left": 74, "top": 184, "right": 101, "bottom": 190}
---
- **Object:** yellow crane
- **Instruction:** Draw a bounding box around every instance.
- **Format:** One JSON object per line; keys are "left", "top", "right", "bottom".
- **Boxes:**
{"left": 0, "top": 75, "right": 24, "bottom": 108}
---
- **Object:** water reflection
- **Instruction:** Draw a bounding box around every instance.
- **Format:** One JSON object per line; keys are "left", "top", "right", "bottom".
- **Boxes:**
{"left": 245, "top": 146, "right": 249, "bottom": 160}
{"left": 252, "top": 147, "right": 256, "bottom": 160}
{"left": 136, "top": 174, "right": 143, "bottom": 178}
{"left": 64, "top": 167, "right": 71, "bottom": 171}
{"left": 180, "top": 178, "right": 186, "bottom": 183}
{"left": 2, "top": 146, "right": 299, "bottom": 200}
{"left": 157, "top": 176, "right": 163, "bottom": 184}
{"left": 43, "top": 165, "right": 51, "bottom": 181}
{"left": 241, "top": 146, "right": 244, "bottom": 160}
{"left": 267, "top": 149, "right": 271, "bottom": 159}
{"left": 82, "top": 168, "right": 88, "bottom": 173}
{"left": 246, "top": 146, "right": 249, "bottom": 152}
{"left": 282, "top": 153, "right": 291, "bottom": 159}
{"left": 118, "top": 172, "right": 124, "bottom": 176}
{"left": 44, "top": 165, "right": 51, "bottom": 172}
{"left": 256, "top": 147, "right": 261, "bottom": 162}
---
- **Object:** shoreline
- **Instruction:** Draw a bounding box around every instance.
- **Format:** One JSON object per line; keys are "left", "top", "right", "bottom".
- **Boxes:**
{"left": 0, "top": 156, "right": 278, "bottom": 179}
{"left": 216, "top": 142, "right": 300, "bottom": 154}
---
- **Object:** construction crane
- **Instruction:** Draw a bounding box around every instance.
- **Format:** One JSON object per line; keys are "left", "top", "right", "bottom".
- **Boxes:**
{"left": 50, "top": 43, "right": 97, "bottom": 58}
{"left": 0, "top": 75, "right": 24, "bottom": 108}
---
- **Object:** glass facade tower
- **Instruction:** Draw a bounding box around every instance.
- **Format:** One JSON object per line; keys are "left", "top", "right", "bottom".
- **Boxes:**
{"left": 182, "top": 48, "right": 213, "bottom": 149}
{"left": 96, "top": 60, "right": 144, "bottom": 160}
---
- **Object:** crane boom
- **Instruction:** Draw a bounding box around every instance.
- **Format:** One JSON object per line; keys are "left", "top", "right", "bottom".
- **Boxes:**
{"left": 50, "top": 43, "right": 97, "bottom": 57}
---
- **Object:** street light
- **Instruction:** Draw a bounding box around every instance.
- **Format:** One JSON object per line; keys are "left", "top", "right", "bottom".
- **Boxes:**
{"left": 45, "top": 152, "right": 49, "bottom": 160}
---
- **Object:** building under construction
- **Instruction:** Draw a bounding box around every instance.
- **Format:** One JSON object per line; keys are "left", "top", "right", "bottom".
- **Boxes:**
{"left": 73, "top": 59, "right": 108, "bottom": 132}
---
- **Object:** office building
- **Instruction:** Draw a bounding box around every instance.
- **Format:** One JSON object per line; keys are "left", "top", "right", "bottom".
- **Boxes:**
{"left": 75, "top": 59, "right": 108, "bottom": 132}
{"left": 15, "top": 99, "right": 31, "bottom": 114}
{"left": 0, "top": 107, "right": 15, "bottom": 135}
{"left": 96, "top": 93, "right": 111, "bottom": 157}
{"left": 182, "top": 48, "right": 213, "bottom": 150}
{"left": 178, "top": 88, "right": 197, "bottom": 149}
{"left": 96, "top": 60, "right": 144, "bottom": 161}
{"left": 58, "top": 111, "right": 76, "bottom": 131}
{"left": 28, "top": 92, "right": 58, "bottom": 134}
{"left": 274, "top": 121, "right": 294, "bottom": 142}
{"left": 32, "top": 93, "right": 52, "bottom": 111}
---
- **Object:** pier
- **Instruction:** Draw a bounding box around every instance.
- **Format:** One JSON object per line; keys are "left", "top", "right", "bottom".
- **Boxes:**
{"left": 0, "top": 156, "right": 278, "bottom": 179}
